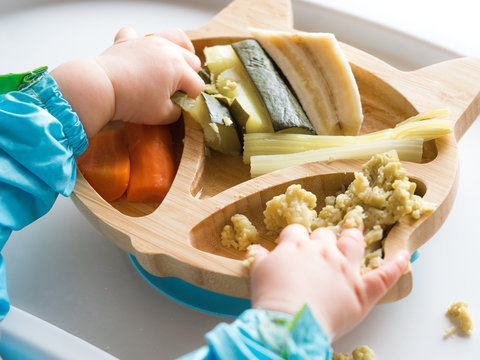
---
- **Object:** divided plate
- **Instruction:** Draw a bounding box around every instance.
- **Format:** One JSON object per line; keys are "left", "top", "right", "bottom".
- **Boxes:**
{"left": 71, "top": 0, "right": 480, "bottom": 303}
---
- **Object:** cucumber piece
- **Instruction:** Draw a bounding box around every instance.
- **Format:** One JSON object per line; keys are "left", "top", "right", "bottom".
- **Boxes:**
{"left": 204, "top": 45, "right": 274, "bottom": 134}
{"left": 231, "top": 40, "right": 315, "bottom": 134}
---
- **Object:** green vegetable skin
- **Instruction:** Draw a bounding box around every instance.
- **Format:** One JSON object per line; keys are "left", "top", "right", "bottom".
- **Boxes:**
{"left": 202, "top": 92, "right": 242, "bottom": 147}
{"left": 231, "top": 40, "right": 315, "bottom": 134}
{"left": 173, "top": 91, "right": 242, "bottom": 156}
{"left": 204, "top": 44, "right": 273, "bottom": 134}
{"left": 177, "top": 40, "right": 318, "bottom": 156}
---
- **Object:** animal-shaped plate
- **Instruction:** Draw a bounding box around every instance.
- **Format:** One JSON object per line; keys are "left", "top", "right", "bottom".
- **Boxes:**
{"left": 71, "top": 0, "right": 480, "bottom": 303}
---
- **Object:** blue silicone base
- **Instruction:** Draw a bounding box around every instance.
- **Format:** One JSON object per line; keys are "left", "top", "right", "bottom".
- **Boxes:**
{"left": 410, "top": 249, "right": 420, "bottom": 263}
{"left": 129, "top": 255, "right": 251, "bottom": 318}
{"left": 130, "top": 249, "right": 420, "bottom": 318}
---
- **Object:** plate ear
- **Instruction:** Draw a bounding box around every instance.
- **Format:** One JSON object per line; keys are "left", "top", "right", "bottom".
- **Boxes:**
{"left": 407, "top": 57, "right": 480, "bottom": 141}
{"left": 186, "top": 0, "right": 294, "bottom": 40}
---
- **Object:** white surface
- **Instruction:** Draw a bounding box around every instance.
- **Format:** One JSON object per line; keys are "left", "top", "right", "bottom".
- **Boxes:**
{"left": 0, "top": 306, "right": 117, "bottom": 360}
{"left": 1, "top": 0, "right": 480, "bottom": 359}
{"left": 303, "top": 0, "right": 480, "bottom": 58}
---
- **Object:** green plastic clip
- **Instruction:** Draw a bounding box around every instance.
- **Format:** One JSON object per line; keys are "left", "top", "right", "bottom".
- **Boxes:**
{"left": 0, "top": 66, "right": 48, "bottom": 94}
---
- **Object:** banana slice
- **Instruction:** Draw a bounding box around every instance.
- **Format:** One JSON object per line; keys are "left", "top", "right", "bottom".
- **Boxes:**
{"left": 250, "top": 28, "right": 364, "bottom": 136}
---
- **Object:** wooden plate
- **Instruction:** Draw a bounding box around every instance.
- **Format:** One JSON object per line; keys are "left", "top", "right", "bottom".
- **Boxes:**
{"left": 71, "top": 0, "right": 480, "bottom": 303}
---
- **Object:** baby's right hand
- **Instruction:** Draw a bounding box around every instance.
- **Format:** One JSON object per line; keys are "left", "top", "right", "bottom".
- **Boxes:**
{"left": 52, "top": 27, "right": 204, "bottom": 138}
{"left": 249, "top": 224, "right": 410, "bottom": 340}
{"left": 96, "top": 27, "right": 205, "bottom": 126}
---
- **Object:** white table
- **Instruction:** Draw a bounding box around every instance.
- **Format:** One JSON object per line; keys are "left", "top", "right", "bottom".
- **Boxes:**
{"left": 1, "top": 0, "right": 479, "bottom": 358}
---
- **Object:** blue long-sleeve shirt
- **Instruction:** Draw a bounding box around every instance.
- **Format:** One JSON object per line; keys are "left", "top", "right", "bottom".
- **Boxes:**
{"left": 0, "top": 69, "right": 88, "bottom": 319}
{"left": 0, "top": 70, "right": 332, "bottom": 359}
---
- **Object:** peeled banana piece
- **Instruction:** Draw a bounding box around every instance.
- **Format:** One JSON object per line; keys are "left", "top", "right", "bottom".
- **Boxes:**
{"left": 250, "top": 28, "right": 364, "bottom": 136}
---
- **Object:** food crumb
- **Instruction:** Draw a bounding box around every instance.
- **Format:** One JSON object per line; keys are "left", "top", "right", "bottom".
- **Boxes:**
{"left": 221, "top": 214, "right": 259, "bottom": 251}
{"left": 263, "top": 184, "right": 317, "bottom": 233}
{"left": 223, "top": 79, "right": 237, "bottom": 91}
{"left": 315, "top": 151, "right": 435, "bottom": 272}
{"left": 333, "top": 345, "right": 375, "bottom": 360}
{"left": 242, "top": 244, "right": 269, "bottom": 268}
{"left": 445, "top": 301, "right": 473, "bottom": 337}
{"left": 220, "top": 152, "right": 435, "bottom": 271}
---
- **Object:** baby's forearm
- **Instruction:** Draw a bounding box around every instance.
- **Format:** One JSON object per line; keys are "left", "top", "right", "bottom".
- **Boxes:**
{"left": 51, "top": 58, "right": 115, "bottom": 138}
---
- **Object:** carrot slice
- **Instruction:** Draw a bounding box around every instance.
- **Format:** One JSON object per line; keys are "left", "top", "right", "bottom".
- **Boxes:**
{"left": 76, "top": 128, "right": 130, "bottom": 202}
{"left": 124, "top": 124, "right": 177, "bottom": 203}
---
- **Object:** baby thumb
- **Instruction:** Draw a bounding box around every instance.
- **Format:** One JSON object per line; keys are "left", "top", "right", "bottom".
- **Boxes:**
{"left": 244, "top": 244, "right": 270, "bottom": 269}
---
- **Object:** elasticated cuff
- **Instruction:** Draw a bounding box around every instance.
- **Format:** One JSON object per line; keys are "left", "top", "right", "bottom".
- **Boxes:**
{"left": 21, "top": 72, "right": 88, "bottom": 158}
{"left": 203, "top": 304, "right": 333, "bottom": 360}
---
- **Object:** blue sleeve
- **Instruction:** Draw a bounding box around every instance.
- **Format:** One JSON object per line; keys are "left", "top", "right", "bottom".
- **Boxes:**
{"left": 0, "top": 71, "right": 88, "bottom": 320}
{"left": 178, "top": 304, "right": 333, "bottom": 360}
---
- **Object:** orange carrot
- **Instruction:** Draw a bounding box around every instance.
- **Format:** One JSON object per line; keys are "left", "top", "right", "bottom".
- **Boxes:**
{"left": 76, "top": 128, "right": 130, "bottom": 202}
{"left": 124, "top": 123, "right": 177, "bottom": 203}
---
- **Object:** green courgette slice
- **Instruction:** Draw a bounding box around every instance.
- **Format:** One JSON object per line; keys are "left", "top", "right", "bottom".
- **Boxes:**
{"left": 204, "top": 45, "right": 273, "bottom": 134}
{"left": 173, "top": 92, "right": 242, "bottom": 156}
{"left": 231, "top": 40, "right": 315, "bottom": 134}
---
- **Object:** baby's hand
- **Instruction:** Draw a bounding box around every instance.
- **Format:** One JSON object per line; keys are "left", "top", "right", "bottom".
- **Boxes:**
{"left": 96, "top": 27, "right": 204, "bottom": 125}
{"left": 250, "top": 224, "right": 410, "bottom": 340}
{"left": 52, "top": 27, "right": 204, "bottom": 137}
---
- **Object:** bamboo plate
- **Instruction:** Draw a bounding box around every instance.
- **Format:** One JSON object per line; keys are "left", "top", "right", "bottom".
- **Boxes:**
{"left": 71, "top": 0, "right": 480, "bottom": 303}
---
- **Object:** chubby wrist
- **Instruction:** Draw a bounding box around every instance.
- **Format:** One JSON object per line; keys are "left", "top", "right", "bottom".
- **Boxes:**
{"left": 51, "top": 58, "right": 115, "bottom": 138}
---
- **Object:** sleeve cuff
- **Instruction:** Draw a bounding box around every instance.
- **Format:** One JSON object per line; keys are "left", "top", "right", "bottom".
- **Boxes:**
{"left": 255, "top": 304, "right": 333, "bottom": 360}
{"left": 21, "top": 71, "right": 88, "bottom": 158}
{"left": 203, "top": 304, "right": 333, "bottom": 360}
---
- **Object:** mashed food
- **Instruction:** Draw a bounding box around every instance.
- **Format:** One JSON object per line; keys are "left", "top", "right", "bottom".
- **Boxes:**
{"left": 221, "top": 152, "right": 435, "bottom": 271}
{"left": 316, "top": 151, "right": 435, "bottom": 244}
{"left": 332, "top": 345, "right": 375, "bottom": 360}
{"left": 263, "top": 184, "right": 318, "bottom": 233}
{"left": 262, "top": 151, "right": 434, "bottom": 270}
{"left": 445, "top": 301, "right": 473, "bottom": 337}
{"left": 221, "top": 214, "right": 259, "bottom": 251}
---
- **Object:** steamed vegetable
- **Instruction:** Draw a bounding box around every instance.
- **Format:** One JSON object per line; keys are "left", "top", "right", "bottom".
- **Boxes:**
{"left": 76, "top": 129, "right": 130, "bottom": 202}
{"left": 250, "top": 28, "right": 364, "bottom": 135}
{"left": 243, "top": 108, "right": 452, "bottom": 163}
{"left": 173, "top": 91, "right": 241, "bottom": 155}
{"left": 231, "top": 40, "right": 314, "bottom": 134}
{"left": 204, "top": 44, "right": 273, "bottom": 133}
{"left": 125, "top": 123, "right": 177, "bottom": 203}
{"left": 250, "top": 138, "right": 424, "bottom": 177}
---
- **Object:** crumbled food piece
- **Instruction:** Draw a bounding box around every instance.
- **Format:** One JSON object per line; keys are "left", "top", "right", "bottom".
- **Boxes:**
{"left": 264, "top": 184, "right": 317, "bottom": 233}
{"left": 364, "top": 225, "right": 383, "bottom": 247}
{"left": 204, "top": 83, "right": 218, "bottom": 94}
{"left": 361, "top": 248, "right": 384, "bottom": 273}
{"left": 352, "top": 345, "right": 375, "bottom": 360}
{"left": 333, "top": 345, "right": 375, "bottom": 360}
{"left": 343, "top": 205, "right": 364, "bottom": 229}
{"left": 221, "top": 152, "right": 434, "bottom": 271}
{"left": 242, "top": 244, "right": 269, "bottom": 268}
{"left": 445, "top": 301, "right": 473, "bottom": 336}
{"left": 332, "top": 352, "right": 353, "bottom": 360}
{"left": 223, "top": 79, "right": 237, "bottom": 91}
{"left": 222, "top": 116, "right": 233, "bottom": 126}
{"left": 221, "top": 214, "right": 259, "bottom": 251}
{"left": 317, "top": 151, "right": 435, "bottom": 271}
{"left": 444, "top": 326, "right": 457, "bottom": 338}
